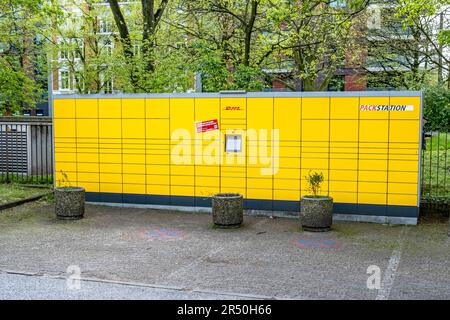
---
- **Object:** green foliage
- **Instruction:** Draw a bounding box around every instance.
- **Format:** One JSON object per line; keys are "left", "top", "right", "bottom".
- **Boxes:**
{"left": 304, "top": 171, "right": 324, "bottom": 197}
{"left": 424, "top": 86, "right": 450, "bottom": 131}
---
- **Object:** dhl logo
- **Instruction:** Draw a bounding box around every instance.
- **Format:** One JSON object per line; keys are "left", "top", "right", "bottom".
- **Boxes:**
{"left": 224, "top": 106, "right": 242, "bottom": 111}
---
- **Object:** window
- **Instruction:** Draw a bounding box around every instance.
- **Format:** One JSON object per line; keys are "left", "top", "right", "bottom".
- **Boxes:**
{"left": 225, "top": 135, "right": 242, "bottom": 153}
{"left": 60, "top": 70, "right": 70, "bottom": 90}
{"left": 102, "top": 39, "right": 113, "bottom": 56}
{"left": 60, "top": 48, "right": 69, "bottom": 60}
{"left": 99, "top": 19, "right": 112, "bottom": 33}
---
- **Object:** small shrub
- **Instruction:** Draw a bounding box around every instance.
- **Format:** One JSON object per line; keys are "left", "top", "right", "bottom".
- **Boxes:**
{"left": 304, "top": 171, "right": 324, "bottom": 197}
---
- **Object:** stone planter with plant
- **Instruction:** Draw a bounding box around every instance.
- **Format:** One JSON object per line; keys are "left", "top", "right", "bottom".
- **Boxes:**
{"left": 212, "top": 193, "right": 244, "bottom": 228}
{"left": 55, "top": 170, "right": 85, "bottom": 220}
{"left": 300, "top": 171, "right": 333, "bottom": 232}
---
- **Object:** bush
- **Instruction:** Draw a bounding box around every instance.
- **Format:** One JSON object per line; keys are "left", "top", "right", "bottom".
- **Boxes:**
{"left": 423, "top": 86, "right": 450, "bottom": 131}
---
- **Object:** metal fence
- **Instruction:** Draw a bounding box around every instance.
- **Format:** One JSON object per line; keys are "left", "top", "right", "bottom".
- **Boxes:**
{"left": 0, "top": 118, "right": 52, "bottom": 185}
{"left": 420, "top": 131, "right": 450, "bottom": 217}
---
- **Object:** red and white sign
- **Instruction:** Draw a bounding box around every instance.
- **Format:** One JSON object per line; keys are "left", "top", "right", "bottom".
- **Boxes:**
{"left": 196, "top": 119, "right": 219, "bottom": 133}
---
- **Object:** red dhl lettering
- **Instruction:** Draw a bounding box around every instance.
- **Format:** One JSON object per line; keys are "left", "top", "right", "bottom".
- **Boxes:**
{"left": 224, "top": 106, "right": 241, "bottom": 110}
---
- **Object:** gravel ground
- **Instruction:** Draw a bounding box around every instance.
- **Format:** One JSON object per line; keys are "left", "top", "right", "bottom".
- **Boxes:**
{"left": 0, "top": 201, "right": 448, "bottom": 300}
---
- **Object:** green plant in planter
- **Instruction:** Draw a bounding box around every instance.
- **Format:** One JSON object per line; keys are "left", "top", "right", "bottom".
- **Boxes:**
{"left": 304, "top": 170, "right": 325, "bottom": 197}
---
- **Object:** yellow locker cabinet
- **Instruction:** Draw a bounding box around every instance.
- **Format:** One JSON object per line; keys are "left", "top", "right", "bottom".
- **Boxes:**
{"left": 53, "top": 92, "right": 422, "bottom": 224}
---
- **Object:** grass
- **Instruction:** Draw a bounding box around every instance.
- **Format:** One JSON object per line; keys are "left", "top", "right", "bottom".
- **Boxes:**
{"left": 422, "top": 133, "right": 450, "bottom": 198}
{"left": 0, "top": 183, "right": 51, "bottom": 205}
{"left": 0, "top": 173, "right": 52, "bottom": 185}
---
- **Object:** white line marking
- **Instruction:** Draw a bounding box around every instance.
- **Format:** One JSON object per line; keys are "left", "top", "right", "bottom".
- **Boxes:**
{"left": 375, "top": 227, "right": 407, "bottom": 300}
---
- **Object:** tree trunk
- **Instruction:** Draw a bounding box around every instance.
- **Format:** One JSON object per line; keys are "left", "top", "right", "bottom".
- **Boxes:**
{"left": 243, "top": 0, "right": 258, "bottom": 67}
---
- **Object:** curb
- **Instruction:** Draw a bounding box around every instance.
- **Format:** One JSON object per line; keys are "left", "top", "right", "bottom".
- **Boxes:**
{"left": 0, "top": 191, "right": 53, "bottom": 211}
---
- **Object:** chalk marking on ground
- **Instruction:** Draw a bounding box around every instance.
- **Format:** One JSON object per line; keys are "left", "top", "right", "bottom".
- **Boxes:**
{"left": 375, "top": 227, "right": 408, "bottom": 300}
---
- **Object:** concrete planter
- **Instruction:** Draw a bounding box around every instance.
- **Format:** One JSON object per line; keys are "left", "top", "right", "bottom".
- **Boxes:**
{"left": 212, "top": 193, "right": 243, "bottom": 228}
{"left": 300, "top": 196, "right": 333, "bottom": 232}
{"left": 55, "top": 187, "right": 85, "bottom": 220}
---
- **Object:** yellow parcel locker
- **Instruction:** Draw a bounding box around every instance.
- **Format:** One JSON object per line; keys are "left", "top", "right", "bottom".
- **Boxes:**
{"left": 54, "top": 99, "right": 76, "bottom": 118}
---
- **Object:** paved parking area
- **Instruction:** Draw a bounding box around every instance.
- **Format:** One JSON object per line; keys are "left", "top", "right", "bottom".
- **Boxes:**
{"left": 0, "top": 202, "right": 448, "bottom": 299}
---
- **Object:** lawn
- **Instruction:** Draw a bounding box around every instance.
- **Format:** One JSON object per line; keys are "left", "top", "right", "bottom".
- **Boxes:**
{"left": 422, "top": 132, "right": 450, "bottom": 198}
{"left": 0, "top": 184, "right": 50, "bottom": 205}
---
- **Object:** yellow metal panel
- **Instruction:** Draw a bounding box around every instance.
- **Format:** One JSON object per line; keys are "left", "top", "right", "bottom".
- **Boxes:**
{"left": 100, "top": 163, "right": 121, "bottom": 173}
{"left": 195, "top": 98, "right": 220, "bottom": 121}
{"left": 122, "top": 119, "right": 145, "bottom": 139}
{"left": 329, "top": 159, "right": 357, "bottom": 170}
{"left": 359, "top": 120, "right": 388, "bottom": 142}
{"left": 389, "top": 120, "right": 420, "bottom": 143}
{"left": 171, "top": 165, "right": 194, "bottom": 176}
{"left": 147, "top": 184, "right": 170, "bottom": 195}
{"left": 55, "top": 162, "right": 77, "bottom": 173}
{"left": 278, "top": 146, "right": 300, "bottom": 157}
{"left": 358, "top": 193, "right": 386, "bottom": 205}
{"left": 123, "top": 184, "right": 146, "bottom": 194}
{"left": 78, "top": 182, "right": 99, "bottom": 192}
{"left": 329, "top": 192, "right": 357, "bottom": 204}
{"left": 123, "top": 164, "right": 145, "bottom": 174}
{"left": 122, "top": 98, "right": 145, "bottom": 118}
{"left": 330, "top": 120, "right": 358, "bottom": 142}
{"left": 99, "top": 98, "right": 121, "bottom": 118}
{"left": 247, "top": 98, "right": 273, "bottom": 130}
{"left": 100, "top": 153, "right": 122, "bottom": 164}
{"left": 274, "top": 179, "right": 300, "bottom": 190}
{"left": 302, "top": 120, "right": 329, "bottom": 141}
{"left": 273, "top": 168, "right": 300, "bottom": 179}
{"left": 359, "top": 97, "right": 389, "bottom": 119}
{"left": 77, "top": 153, "right": 98, "bottom": 163}
{"left": 387, "top": 194, "right": 417, "bottom": 206}
{"left": 196, "top": 165, "right": 220, "bottom": 177}
{"left": 171, "top": 185, "right": 194, "bottom": 196}
{"left": 171, "top": 176, "right": 195, "bottom": 186}
{"left": 247, "top": 178, "right": 272, "bottom": 189}
{"left": 358, "top": 159, "right": 388, "bottom": 171}
{"left": 302, "top": 97, "right": 329, "bottom": 119}
{"left": 170, "top": 98, "right": 195, "bottom": 132}
{"left": 146, "top": 164, "right": 170, "bottom": 175}
{"left": 359, "top": 181, "right": 387, "bottom": 194}
{"left": 76, "top": 119, "right": 98, "bottom": 138}
{"left": 100, "top": 183, "right": 122, "bottom": 194}
{"left": 54, "top": 119, "right": 76, "bottom": 138}
{"left": 100, "top": 173, "right": 122, "bottom": 183}
{"left": 78, "top": 172, "right": 99, "bottom": 183}
{"left": 147, "top": 174, "right": 170, "bottom": 185}
{"left": 388, "top": 160, "right": 418, "bottom": 172}
{"left": 221, "top": 177, "right": 245, "bottom": 188}
{"left": 279, "top": 157, "right": 301, "bottom": 168}
{"left": 146, "top": 119, "right": 169, "bottom": 139}
{"left": 123, "top": 154, "right": 145, "bottom": 164}
{"left": 55, "top": 152, "right": 76, "bottom": 162}
{"left": 77, "top": 162, "right": 99, "bottom": 173}
{"left": 76, "top": 99, "right": 98, "bottom": 118}
{"left": 195, "top": 176, "right": 220, "bottom": 187}
{"left": 247, "top": 188, "right": 272, "bottom": 199}
{"left": 389, "top": 96, "right": 421, "bottom": 120}
{"left": 123, "top": 174, "right": 145, "bottom": 184}
{"left": 146, "top": 154, "right": 170, "bottom": 165}
{"left": 388, "top": 183, "right": 418, "bottom": 195}
{"left": 359, "top": 170, "right": 387, "bottom": 182}
{"left": 146, "top": 98, "right": 169, "bottom": 118}
{"left": 54, "top": 99, "right": 76, "bottom": 118}
{"left": 99, "top": 119, "right": 121, "bottom": 138}
{"left": 274, "top": 189, "right": 300, "bottom": 201}
{"left": 329, "top": 181, "right": 357, "bottom": 192}
{"left": 274, "top": 98, "right": 301, "bottom": 141}
{"left": 329, "top": 170, "right": 358, "bottom": 181}
{"left": 330, "top": 97, "right": 359, "bottom": 119}
{"left": 301, "top": 158, "right": 329, "bottom": 169}
{"left": 388, "top": 171, "right": 418, "bottom": 183}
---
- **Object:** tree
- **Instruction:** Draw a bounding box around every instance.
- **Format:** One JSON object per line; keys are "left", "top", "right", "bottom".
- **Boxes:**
{"left": 0, "top": 0, "right": 47, "bottom": 115}
{"left": 265, "top": 0, "right": 368, "bottom": 91}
